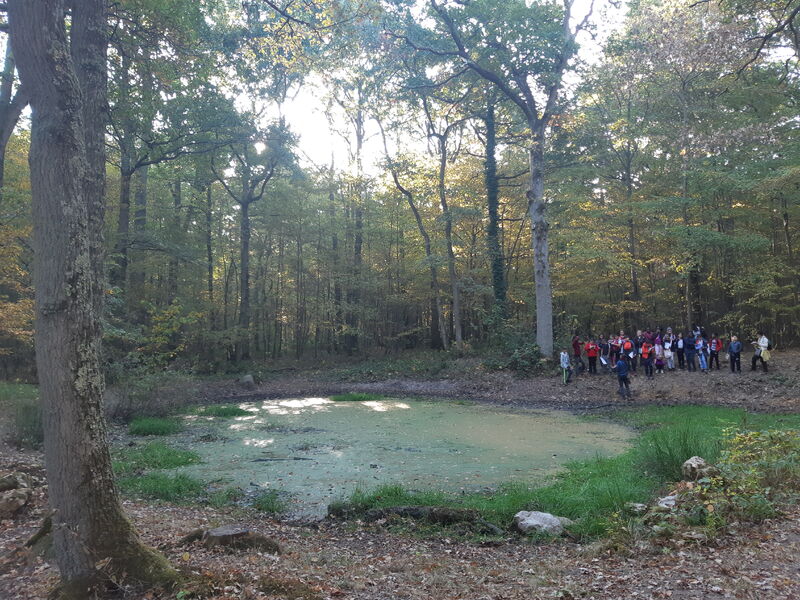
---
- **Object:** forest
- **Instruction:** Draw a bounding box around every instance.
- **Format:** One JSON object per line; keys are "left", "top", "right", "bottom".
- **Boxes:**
{"left": 0, "top": 0, "right": 798, "bottom": 380}
{"left": 2, "top": 2, "right": 800, "bottom": 599}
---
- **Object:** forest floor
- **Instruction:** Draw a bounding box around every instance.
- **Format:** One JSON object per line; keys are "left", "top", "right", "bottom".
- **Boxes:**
{"left": 2, "top": 351, "right": 800, "bottom": 599}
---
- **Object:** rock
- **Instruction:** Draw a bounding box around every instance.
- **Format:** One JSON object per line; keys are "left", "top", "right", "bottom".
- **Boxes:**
{"left": 557, "top": 516, "right": 575, "bottom": 527}
{"left": 0, "top": 488, "right": 32, "bottom": 518}
{"left": 201, "top": 525, "right": 282, "bottom": 554}
{"left": 624, "top": 502, "right": 648, "bottom": 515}
{"left": 0, "top": 472, "right": 33, "bottom": 492}
{"left": 513, "top": 511, "right": 564, "bottom": 535}
{"left": 656, "top": 495, "right": 677, "bottom": 510}
{"left": 238, "top": 374, "right": 256, "bottom": 389}
{"left": 681, "top": 456, "right": 719, "bottom": 481}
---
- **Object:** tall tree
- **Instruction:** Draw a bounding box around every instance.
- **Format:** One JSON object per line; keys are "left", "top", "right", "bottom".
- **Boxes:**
{"left": 8, "top": 0, "right": 176, "bottom": 594}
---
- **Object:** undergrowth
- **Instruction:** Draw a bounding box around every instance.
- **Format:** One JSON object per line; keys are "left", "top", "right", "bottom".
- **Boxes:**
{"left": 113, "top": 442, "right": 201, "bottom": 475}
{"left": 117, "top": 473, "right": 205, "bottom": 502}
{"left": 330, "top": 392, "right": 383, "bottom": 402}
{"left": 195, "top": 404, "right": 250, "bottom": 417}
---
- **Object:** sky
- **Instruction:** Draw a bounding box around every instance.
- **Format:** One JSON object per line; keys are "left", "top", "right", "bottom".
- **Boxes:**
{"left": 281, "top": 0, "right": 628, "bottom": 173}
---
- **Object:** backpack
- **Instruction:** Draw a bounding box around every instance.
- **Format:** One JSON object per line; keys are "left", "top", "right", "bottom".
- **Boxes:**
{"left": 623, "top": 341, "right": 632, "bottom": 351}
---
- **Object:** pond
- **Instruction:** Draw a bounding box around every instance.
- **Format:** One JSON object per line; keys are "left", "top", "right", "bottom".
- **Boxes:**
{"left": 171, "top": 397, "right": 634, "bottom": 518}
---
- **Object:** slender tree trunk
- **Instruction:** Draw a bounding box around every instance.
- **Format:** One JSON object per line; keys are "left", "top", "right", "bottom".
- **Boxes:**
{"left": 438, "top": 137, "right": 463, "bottom": 351}
{"left": 0, "top": 42, "right": 28, "bottom": 197}
{"left": 528, "top": 127, "right": 553, "bottom": 356}
{"left": 9, "top": 0, "right": 176, "bottom": 594}
{"left": 484, "top": 101, "right": 507, "bottom": 317}
{"left": 166, "top": 179, "right": 181, "bottom": 304}
{"left": 129, "top": 163, "right": 149, "bottom": 291}
{"left": 238, "top": 199, "right": 252, "bottom": 360}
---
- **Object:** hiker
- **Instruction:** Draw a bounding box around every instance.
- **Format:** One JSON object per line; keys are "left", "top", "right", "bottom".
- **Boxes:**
{"left": 599, "top": 335, "right": 611, "bottom": 372}
{"left": 613, "top": 353, "right": 632, "bottom": 399}
{"left": 572, "top": 335, "right": 585, "bottom": 375}
{"left": 709, "top": 334, "right": 723, "bottom": 370}
{"left": 632, "top": 330, "right": 645, "bottom": 372}
{"left": 663, "top": 328, "right": 675, "bottom": 371}
{"left": 560, "top": 348, "right": 572, "bottom": 385}
{"left": 696, "top": 335, "right": 708, "bottom": 373}
{"left": 751, "top": 332, "right": 771, "bottom": 373}
{"left": 654, "top": 341, "right": 665, "bottom": 374}
{"left": 685, "top": 334, "right": 697, "bottom": 372}
{"left": 609, "top": 333, "right": 621, "bottom": 367}
{"left": 676, "top": 332, "right": 685, "bottom": 369}
{"left": 584, "top": 338, "right": 600, "bottom": 375}
{"left": 727, "top": 335, "right": 742, "bottom": 373}
{"left": 641, "top": 339, "right": 654, "bottom": 379}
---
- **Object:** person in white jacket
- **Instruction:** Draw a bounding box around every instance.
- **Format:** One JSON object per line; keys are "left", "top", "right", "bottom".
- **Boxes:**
{"left": 560, "top": 349, "right": 572, "bottom": 385}
{"left": 751, "top": 332, "right": 771, "bottom": 372}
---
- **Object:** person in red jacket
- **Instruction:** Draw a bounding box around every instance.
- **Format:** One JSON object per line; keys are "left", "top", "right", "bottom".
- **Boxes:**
{"left": 584, "top": 338, "right": 600, "bottom": 375}
{"left": 571, "top": 335, "right": 585, "bottom": 374}
{"left": 709, "top": 334, "right": 724, "bottom": 370}
{"left": 641, "top": 340, "right": 654, "bottom": 379}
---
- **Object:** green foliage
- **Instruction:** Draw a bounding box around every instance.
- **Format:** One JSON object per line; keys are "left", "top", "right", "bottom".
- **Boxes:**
{"left": 117, "top": 473, "right": 205, "bottom": 502}
{"left": 112, "top": 442, "right": 201, "bottom": 475}
{"left": 253, "top": 490, "right": 288, "bottom": 514}
{"left": 138, "top": 302, "right": 203, "bottom": 369}
{"left": 638, "top": 424, "right": 722, "bottom": 481}
{"left": 207, "top": 487, "right": 245, "bottom": 508}
{"left": 128, "top": 416, "right": 183, "bottom": 436}
{"left": 195, "top": 404, "right": 250, "bottom": 417}
{"left": 0, "top": 383, "right": 41, "bottom": 447}
{"left": 482, "top": 321, "right": 543, "bottom": 376}
{"left": 330, "top": 392, "right": 383, "bottom": 402}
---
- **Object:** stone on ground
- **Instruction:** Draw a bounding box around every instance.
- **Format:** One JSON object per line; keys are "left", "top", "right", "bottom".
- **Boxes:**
{"left": 513, "top": 511, "right": 566, "bottom": 535}
{"left": 681, "top": 456, "right": 719, "bottom": 481}
{"left": 238, "top": 374, "right": 256, "bottom": 389}
{"left": 182, "top": 525, "right": 282, "bottom": 554}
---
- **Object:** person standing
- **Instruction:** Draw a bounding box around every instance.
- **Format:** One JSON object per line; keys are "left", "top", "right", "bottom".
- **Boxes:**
{"left": 599, "top": 335, "right": 610, "bottom": 372}
{"left": 610, "top": 334, "right": 621, "bottom": 367}
{"left": 728, "top": 335, "right": 742, "bottom": 373}
{"left": 676, "top": 332, "right": 685, "bottom": 369}
{"left": 751, "top": 332, "right": 771, "bottom": 372}
{"left": 560, "top": 348, "right": 572, "bottom": 385}
{"left": 685, "top": 334, "right": 697, "bottom": 372}
{"left": 663, "top": 328, "right": 675, "bottom": 371}
{"left": 632, "top": 330, "right": 645, "bottom": 372}
{"left": 572, "top": 335, "right": 585, "bottom": 375}
{"left": 613, "top": 353, "right": 632, "bottom": 399}
{"left": 696, "top": 335, "right": 708, "bottom": 373}
{"left": 585, "top": 338, "right": 599, "bottom": 375}
{"left": 641, "top": 339, "right": 654, "bottom": 379}
{"left": 709, "top": 334, "right": 723, "bottom": 370}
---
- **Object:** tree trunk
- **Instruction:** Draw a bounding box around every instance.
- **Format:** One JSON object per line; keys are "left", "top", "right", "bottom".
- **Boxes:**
{"left": 9, "top": 0, "right": 176, "bottom": 594}
{"left": 238, "top": 199, "right": 252, "bottom": 360}
{"left": 528, "top": 128, "right": 554, "bottom": 356}
{"left": 112, "top": 163, "right": 132, "bottom": 287}
{"left": 129, "top": 163, "right": 149, "bottom": 291}
{"left": 438, "top": 137, "right": 463, "bottom": 351}
{"left": 0, "top": 42, "right": 28, "bottom": 197}
{"left": 484, "top": 101, "right": 507, "bottom": 318}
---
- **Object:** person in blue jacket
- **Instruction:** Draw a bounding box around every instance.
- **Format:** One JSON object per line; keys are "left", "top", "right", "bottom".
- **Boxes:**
{"left": 727, "top": 335, "right": 742, "bottom": 373}
{"left": 613, "top": 353, "right": 632, "bottom": 399}
{"left": 685, "top": 334, "right": 697, "bottom": 372}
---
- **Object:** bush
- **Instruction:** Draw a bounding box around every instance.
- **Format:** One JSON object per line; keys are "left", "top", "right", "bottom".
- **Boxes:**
{"left": 105, "top": 371, "right": 201, "bottom": 422}
{"left": 8, "top": 396, "right": 43, "bottom": 448}
{"left": 113, "top": 442, "right": 200, "bottom": 475}
{"left": 117, "top": 473, "right": 205, "bottom": 502}
{"left": 128, "top": 416, "right": 183, "bottom": 436}
{"left": 330, "top": 392, "right": 382, "bottom": 402}
{"left": 253, "top": 490, "right": 288, "bottom": 514}
{"left": 195, "top": 404, "right": 250, "bottom": 418}
{"left": 481, "top": 322, "right": 542, "bottom": 376}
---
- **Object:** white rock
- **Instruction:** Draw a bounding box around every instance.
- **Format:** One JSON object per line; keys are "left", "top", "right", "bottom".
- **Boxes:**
{"left": 238, "top": 374, "right": 255, "bottom": 389}
{"left": 513, "top": 511, "right": 564, "bottom": 535}
{"left": 681, "top": 456, "right": 718, "bottom": 480}
{"left": 624, "top": 502, "right": 648, "bottom": 515}
{"left": 657, "top": 495, "right": 677, "bottom": 509}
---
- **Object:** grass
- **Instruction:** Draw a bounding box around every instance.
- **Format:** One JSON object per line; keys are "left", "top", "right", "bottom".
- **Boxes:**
{"left": 207, "top": 487, "right": 245, "bottom": 508}
{"left": 195, "top": 404, "right": 250, "bottom": 418}
{"left": 117, "top": 473, "right": 205, "bottom": 502}
{"left": 112, "top": 442, "right": 201, "bottom": 475}
{"left": 330, "top": 392, "right": 383, "bottom": 402}
{"left": 330, "top": 405, "right": 800, "bottom": 539}
{"left": 128, "top": 416, "right": 183, "bottom": 436}
{"left": 253, "top": 490, "right": 287, "bottom": 514}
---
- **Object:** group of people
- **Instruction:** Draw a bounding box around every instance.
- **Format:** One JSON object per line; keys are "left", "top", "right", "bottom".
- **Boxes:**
{"left": 558, "top": 326, "right": 773, "bottom": 398}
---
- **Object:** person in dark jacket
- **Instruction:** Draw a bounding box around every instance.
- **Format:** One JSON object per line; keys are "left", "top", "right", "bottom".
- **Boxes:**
{"left": 727, "top": 335, "right": 742, "bottom": 373}
{"left": 572, "top": 335, "right": 585, "bottom": 375}
{"left": 709, "top": 334, "right": 723, "bottom": 370}
{"left": 613, "top": 354, "right": 632, "bottom": 398}
{"left": 676, "top": 332, "right": 685, "bottom": 369}
{"left": 685, "top": 334, "right": 697, "bottom": 372}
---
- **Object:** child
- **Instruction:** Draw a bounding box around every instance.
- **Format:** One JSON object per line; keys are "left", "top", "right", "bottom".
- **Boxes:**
{"left": 641, "top": 339, "right": 654, "bottom": 379}
{"left": 727, "top": 335, "right": 742, "bottom": 373}
{"left": 696, "top": 335, "right": 708, "bottom": 373}
{"left": 560, "top": 348, "right": 572, "bottom": 385}
{"left": 709, "top": 334, "right": 723, "bottom": 370}
{"left": 676, "top": 332, "right": 685, "bottom": 369}
{"left": 654, "top": 343, "right": 665, "bottom": 374}
{"left": 613, "top": 353, "right": 632, "bottom": 399}
{"left": 584, "top": 338, "right": 600, "bottom": 375}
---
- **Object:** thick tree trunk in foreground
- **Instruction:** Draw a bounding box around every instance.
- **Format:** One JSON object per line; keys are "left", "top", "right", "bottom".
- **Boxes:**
{"left": 9, "top": 0, "right": 176, "bottom": 594}
{"left": 528, "top": 129, "right": 553, "bottom": 356}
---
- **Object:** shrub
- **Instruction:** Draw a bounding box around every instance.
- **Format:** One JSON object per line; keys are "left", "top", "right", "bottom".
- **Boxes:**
{"left": 330, "top": 392, "right": 382, "bottom": 402}
{"left": 8, "top": 396, "right": 43, "bottom": 448}
{"left": 117, "top": 473, "right": 205, "bottom": 502}
{"left": 128, "top": 416, "right": 183, "bottom": 436}
{"left": 195, "top": 405, "right": 250, "bottom": 418}
{"left": 113, "top": 442, "right": 200, "bottom": 475}
{"left": 253, "top": 490, "right": 288, "bottom": 514}
{"left": 105, "top": 371, "right": 201, "bottom": 422}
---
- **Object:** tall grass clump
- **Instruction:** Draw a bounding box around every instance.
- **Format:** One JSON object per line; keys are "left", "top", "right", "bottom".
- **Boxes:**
{"left": 117, "top": 473, "right": 204, "bottom": 502}
{"left": 0, "top": 383, "right": 42, "bottom": 448}
{"left": 195, "top": 404, "right": 250, "bottom": 418}
{"left": 128, "top": 416, "right": 183, "bottom": 436}
{"left": 112, "top": 442, "right": 200, "bottom": 475}
{"left": 330, "top": 392, "right": 382, "bottom": 402}
{"left": 253, "top": 490, "right": 288, "bottom": 514}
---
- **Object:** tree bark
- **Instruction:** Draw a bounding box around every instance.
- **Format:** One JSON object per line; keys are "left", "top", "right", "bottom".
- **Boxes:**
{"left": 0, "top": 41, "right": 28, "bottom": 197}
{"left": 129, "top": 163, "right": 149, "bottom": 291}
{"left": 9, "top": 0, "right": 177, "bottom": 594}
{"left": 528, "top": 128, "right": 553, "bottom": 356}
{"left": 437, "top": 136, "right": 463, "bottom": 351}
{"left": 484, "top": 101, "right": 507, "bottom": 318}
